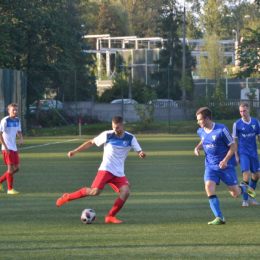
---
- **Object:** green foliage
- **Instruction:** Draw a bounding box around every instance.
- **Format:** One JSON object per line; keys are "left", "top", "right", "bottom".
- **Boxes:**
{"left": 134, "top": 87, "right": 157, "bottom": 127}
{"left": 199, "top": 33, "right": 226, "bottom": 79}
{"left": 99, "top": 72, "right": 153, "bottom": 103}
{"left": 152, "top": 0, "right": 194, "bottom": 100}
{"left": 238, "top": 27, "right": 260, "bottom": 78}
{"left": 179, "top": 71, "right": 194, "bottom": 99}
{"left": 226, "top": 63, "right": 239, "bottom": 79}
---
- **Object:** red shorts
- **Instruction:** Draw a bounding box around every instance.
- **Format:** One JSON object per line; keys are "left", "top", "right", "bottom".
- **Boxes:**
{"left": 91, "top": 170, "right": 130, "bottom": 193}
{"left": 3, "top": 150, "right": 20, "bottom": 165}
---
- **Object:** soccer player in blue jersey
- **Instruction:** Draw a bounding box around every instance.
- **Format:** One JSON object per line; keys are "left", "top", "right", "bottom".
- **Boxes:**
{"left": 194, "top": 107, "right": 256, "bottom": 225}
{"left": 56, "top": 116, "right": 146, "bottom": 223}
{"left": 232, "top": 102, "right": 260, "bottom": 207}
{"left": 0, "top": 103, "right": 23, "bottom": 194}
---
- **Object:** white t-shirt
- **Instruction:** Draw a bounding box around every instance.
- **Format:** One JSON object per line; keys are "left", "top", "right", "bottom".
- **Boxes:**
{"left": 94, "top": 130, "right": 142, "bottom": 177}
{"left": 0, "top": 116, "right": 21, "bottom": 151}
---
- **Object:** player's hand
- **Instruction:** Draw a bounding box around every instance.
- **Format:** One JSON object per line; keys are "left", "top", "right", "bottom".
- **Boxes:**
{"left": 139, "top": 151, "right": 146, "bottom": 159}
{"left": 18, "top": 139, "right": 23, "bottom": 146}
{"left": 235, "top": 155, "right": 240, "bottom": 164}
{"left": 68, "top": 150, "right": 76, "bottom": 158}
{"left": 194, "top": 147, "right": 200, "bottom": 156}
{"left": 219, "top": 160, "right": 227, "bottom": 169}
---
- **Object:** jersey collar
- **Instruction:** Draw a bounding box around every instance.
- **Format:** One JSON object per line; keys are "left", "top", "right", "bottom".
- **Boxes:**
{"left": 204, "top": 122, "right": 215, "bottom": 134}
{"left": 242, "top": 117, "right": 251, "bottom": 124}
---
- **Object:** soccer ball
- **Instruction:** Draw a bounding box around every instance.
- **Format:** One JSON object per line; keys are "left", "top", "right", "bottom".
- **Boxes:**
{"left": 81, "top": 209, "right": 96, "bottom": 224}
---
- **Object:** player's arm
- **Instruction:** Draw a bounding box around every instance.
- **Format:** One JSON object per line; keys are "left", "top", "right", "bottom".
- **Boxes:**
{"left": 258, "top": 135, "right": 260, "bottom": 143}
{"left": 17, "top": 131, "right": 23, "bottom": 146}
{"left": 137, "top": 150, "right": 146, "bottom": 159}
{"left": 219, "top": 142, "right": 236, "bottom": 169}
{"left": 68, "top": 139, "right": 95, "bottom": 158}
{"left": 194, "top": 141, "right": 203, "bottom": 156}
{"left": 0, "top": 131, "right": 9, "bottom": 153}
{"left": 233, "top": 137, "right": 239, "bottom": 164}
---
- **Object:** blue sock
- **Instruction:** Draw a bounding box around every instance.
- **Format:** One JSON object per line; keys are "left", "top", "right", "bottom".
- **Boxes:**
{"left": 209, "top": 196, "right": 223, "bottom": 219}
{"left": 241, "top": 182, "right": 249, "bottom": 200}
{"left": 249, "top": 178, "right": 258, "bottom": 191}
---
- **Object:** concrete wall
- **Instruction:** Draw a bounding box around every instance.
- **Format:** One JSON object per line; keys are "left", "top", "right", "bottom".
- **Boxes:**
{"left": 63, "top": 101, "right": 192, "bottom": 123}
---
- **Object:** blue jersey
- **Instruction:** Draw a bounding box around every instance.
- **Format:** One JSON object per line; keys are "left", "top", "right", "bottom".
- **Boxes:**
{"left": 197, "top": 123, "right": 237, "bottom": 170}
{"left": 232, "top": 117, "right": 260, "bottom": 158}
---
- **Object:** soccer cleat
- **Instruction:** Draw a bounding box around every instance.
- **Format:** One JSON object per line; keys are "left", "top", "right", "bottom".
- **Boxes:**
{"left": 0, "top": 183, "right": 4, "bottom": 192}
{"left": 7, "top": 189, "right": 19, "bottom": 195}
{"left": 240, "top": 181, "right": 256, "bottom": 197}
{"left": 208, "top": 217, "right": 225, "bottom": 225}
{"left": 242, "top": 200, "right": 249, "bottom": 207}
{"left": 105, "top": 215, "right": 123, "bottom": 224}
{"left": 248, "top": 196, "right": 260, "bottom": 205}
{"left": 56, "top": 193, "right": 70, "bottom": 207}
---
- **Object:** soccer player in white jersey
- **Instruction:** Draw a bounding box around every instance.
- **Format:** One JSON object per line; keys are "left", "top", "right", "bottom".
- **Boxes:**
{"left": 0, "top": 103, "right": 23, "bottom": 194}
{"left": 194, "top": 107, "right": 256, "bottom": 225}
{"left": 56, "top": 116, "right": 146, "bottom": 223}
{"left": 232, "top": 102, "right": 260, "bottom": 207}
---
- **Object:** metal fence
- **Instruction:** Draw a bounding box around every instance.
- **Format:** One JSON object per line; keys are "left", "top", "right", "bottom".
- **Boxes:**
{"left": 0, "top": 68, "right": 27, "bottom": 131}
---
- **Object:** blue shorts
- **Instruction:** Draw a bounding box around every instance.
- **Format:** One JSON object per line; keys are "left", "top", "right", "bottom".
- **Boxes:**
{"left": 239, "top": 154, "right": 260, "bottom": 174}
{"left": 204, "top": 167, "right": 238, "bottom": 186}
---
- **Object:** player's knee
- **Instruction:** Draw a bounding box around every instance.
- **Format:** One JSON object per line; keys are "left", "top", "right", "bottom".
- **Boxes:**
{"left": 15, "top": 166, "right": 20, "bottom": 172}
{"left": 121, "top": 189, "right": 130, "bottom": 199}
{"left": 230, "top": 191, "right": 240, "bottom": 198}
{"left": 90, "top": 188, "right": 101, "bottom": 196}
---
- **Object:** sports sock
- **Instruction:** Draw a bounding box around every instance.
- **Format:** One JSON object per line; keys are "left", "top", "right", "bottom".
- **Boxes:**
{"left": 209, "top": 195, "right": 223, "bottom": 219}
{"left": 249, "top": 178, "right": 258, "bottom": 191}
{"left": 107, "top": 197, "right": 125, "bottom": 217}
{"left": 6, "top": 172, "right": 13, "bottom": 191}
{"left": 69, "top": 187, "right": 87, "bottom": 200}
{"left": 0, "top": 171, "right": 8, "bottom": 183}
{"left": 242, "top": 181, "right": 249, "bottom": 200}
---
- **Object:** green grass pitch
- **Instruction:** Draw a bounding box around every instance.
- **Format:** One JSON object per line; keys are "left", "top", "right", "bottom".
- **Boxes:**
{"left": 0, "top": 135, "right": 260, "bottom": 259}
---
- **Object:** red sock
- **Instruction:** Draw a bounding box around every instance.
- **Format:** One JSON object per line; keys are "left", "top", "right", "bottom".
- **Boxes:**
{"left": 6, "top": 172, "right": 13, "bottom": 190}
{"left": 108, "top": 197, "right": 125, "bottom": 217}
{"left": 0, "top": 171, "right": 8, "bottom": 183}
{"left": 69, "top": 187, "right": 87, "bottom": 201}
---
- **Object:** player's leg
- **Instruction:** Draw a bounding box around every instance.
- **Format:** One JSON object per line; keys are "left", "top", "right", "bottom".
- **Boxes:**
{"left": 6, "top": 151, "right": 20, "bottom": 194}
{"left": 240, "top": 154, "right": 251, "bottom": 206}
{"left": 248, "top": 157, "right": 260, "bottom": 205}
{"left": 0, "top": 151, "right": 13, "bottom": 192}
{"left": 56, "top": 170, "right": 110, "bottom": 207}
{"left": 105, "top": 176, "right": 130, "bottom": 224}
{"left": 205, "top": 180, "right": 225, "bottom": 224}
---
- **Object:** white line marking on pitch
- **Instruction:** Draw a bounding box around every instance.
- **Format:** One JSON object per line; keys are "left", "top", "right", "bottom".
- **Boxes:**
{"left": 0, "top": 139, "right": 80, "bottom": 153}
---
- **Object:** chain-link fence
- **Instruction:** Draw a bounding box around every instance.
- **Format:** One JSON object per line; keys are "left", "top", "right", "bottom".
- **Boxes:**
{"left": 0, "top": 68, "right": 27, "bottom": 131}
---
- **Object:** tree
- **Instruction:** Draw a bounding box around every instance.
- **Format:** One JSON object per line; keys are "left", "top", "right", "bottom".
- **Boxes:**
{"left": 0, "top": 0, "right": 96, "bottom": 107}
{"left": 199, "top": 33, "right": 226, "bottom": 79}
{"left": 134, "top": 87, "right": 157, "bottom": 128}
{"left": 152, "top": 0, "right": 194, "bottom": 100}
{"left": 237, "top": 27, "right": 260, "bottom": 78}
{"left": 119, "top": 0, "right": 164, "bottom": 37}
{"left": 92, "top": 0, "right": 132, "bottom": 37}
{"left": 200, "top": 0, "right": 230, "bottom": 39}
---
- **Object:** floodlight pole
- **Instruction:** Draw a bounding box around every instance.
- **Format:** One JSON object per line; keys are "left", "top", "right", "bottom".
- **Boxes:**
{"left": 182, "top": 5, "right": 186, "bottom": 121}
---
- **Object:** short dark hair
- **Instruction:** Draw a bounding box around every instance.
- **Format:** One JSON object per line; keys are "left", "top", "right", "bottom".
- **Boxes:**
{"left": 196, "top": 107, "right": 212, "bottom": 120}
{"left": 112, "top": 116, "right": 124, "bottom": 124}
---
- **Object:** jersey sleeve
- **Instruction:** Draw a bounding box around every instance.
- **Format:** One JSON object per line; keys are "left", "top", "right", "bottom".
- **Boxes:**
{"left": 222, "top": 126, "right": 235, "bottom": 146}
{"left": 257, "top": 120, "right": 260, "bottom": 136}
{"left": 94, "top": 131, "right": 107, "bottom": 147}
{"left": 232, "top": 123, "right": 238, "bottom": 138}
{"left": 18, "top": 118, "right": 21, "bottom": 132}
{"left": 0, "top": 119, "right": 7, "bottom": 132}
{"left": 131, "top": 136, "right": 142, "bottom": 152}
